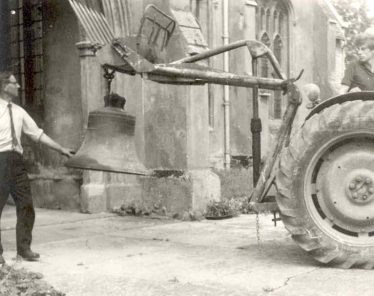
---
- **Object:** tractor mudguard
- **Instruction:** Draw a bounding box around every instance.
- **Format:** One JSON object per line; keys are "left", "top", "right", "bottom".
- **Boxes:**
{"left": 305, "top": 91, "right": 374, "bottom": 122}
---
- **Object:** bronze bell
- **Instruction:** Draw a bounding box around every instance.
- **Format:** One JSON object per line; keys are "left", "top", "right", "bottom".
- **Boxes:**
{"left": 65, "top": 93, "right": 149, "bottom": 175}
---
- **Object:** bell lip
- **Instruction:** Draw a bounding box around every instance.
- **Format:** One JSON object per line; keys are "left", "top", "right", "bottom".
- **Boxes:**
{"left": 90, "top": 106, "right": 134, "bottom": 116}
{"left": 64, "top": 162, "right": 151, "bottom": 176}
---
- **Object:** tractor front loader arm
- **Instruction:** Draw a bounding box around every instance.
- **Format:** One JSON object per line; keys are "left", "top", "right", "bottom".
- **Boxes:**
{"left": 109, "top": 37, "right": 303, "bottom": 208}
{"left": 108, "top": 38, "right": 288, "bottom": 90}
{"left": 171, "top": 39, "right": 286, "bottom": 81}
{"left": 250, "top": 78, "right": 302, "bottom": 207}
{"left": 68, "top": 0, "right": 303, "bottom": 210}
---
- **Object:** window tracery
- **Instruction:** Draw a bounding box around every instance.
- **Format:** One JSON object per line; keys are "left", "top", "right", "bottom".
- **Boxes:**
{"left": 256, "top": 0, "right": 290, "bottom": 119}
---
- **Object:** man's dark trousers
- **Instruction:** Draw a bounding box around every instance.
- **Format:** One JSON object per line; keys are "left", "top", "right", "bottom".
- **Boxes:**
{"left": 0, "top": 151, "right": 35, "bottom": 255}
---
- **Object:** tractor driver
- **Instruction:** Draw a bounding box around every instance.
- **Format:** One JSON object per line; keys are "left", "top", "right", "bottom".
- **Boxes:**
{"left": 340, "top": 33, "right": 374, "bottom": 94}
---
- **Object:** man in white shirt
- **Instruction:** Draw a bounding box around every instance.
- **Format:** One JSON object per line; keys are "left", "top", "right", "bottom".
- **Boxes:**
{"left": 0, "top": 71, "right": 74, "bottom": 264}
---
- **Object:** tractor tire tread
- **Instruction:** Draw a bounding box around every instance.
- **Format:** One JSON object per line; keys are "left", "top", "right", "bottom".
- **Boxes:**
{"left": 276, "top": 100, "right": 374, "bottom": 268}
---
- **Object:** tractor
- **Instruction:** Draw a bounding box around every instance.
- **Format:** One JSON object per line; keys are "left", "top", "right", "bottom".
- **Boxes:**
{"left": 67, "top": 1, "right": 374, "bottom": 269}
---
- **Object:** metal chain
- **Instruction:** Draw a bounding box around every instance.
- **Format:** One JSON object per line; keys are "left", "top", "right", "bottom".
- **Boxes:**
{"left": 256, "top": 213, "right": 262, "bottom": 250}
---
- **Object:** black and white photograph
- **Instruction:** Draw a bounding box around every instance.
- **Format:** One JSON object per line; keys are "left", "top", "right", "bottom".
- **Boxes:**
{"left": 1, "top": 0, "right": 374, "bottom": 295}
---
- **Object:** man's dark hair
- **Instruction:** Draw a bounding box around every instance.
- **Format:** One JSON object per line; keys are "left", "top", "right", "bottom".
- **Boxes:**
{"left": 0, "top": 71, "right": 14, "bottom": 91}
{"left": 355, "top": 33, "right": 374, "bottom": 50}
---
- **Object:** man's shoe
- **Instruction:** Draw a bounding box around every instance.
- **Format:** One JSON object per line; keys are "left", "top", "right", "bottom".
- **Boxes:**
{"left": 17, "top": 250, "right": 40, "bottom": 261}
{"left": 0, "top": 255, "right": 5, "bottom": 265}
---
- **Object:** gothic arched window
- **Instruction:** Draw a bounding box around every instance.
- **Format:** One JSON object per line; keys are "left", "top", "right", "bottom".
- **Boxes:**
{"left": 260, "top": 33, "right": 271, "bottom": 78}
{"left": 260, "top": 7, "right": 266, "bottom": 31}
{"left": 256, "top": 0, "right": 290, "bottom": 119}
{"left": 273, "top": 10, "right": 278, "bottom": 33}
{"left": 279, "top": 12, "right": 284, "bottom": 36}
{"left": 266, "top": 9, "right": 271, "bottom": 31}
{"left": 273, "top": 35, "right": 283, "bottom": 118}
{"left": 274, "top": 34, "right": 283, "bottom": 67}
{"left": 9, "top": 0, "right": 44, "bottom": 108}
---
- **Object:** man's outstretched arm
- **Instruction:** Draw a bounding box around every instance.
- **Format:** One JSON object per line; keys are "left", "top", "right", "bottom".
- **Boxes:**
{"left": 39, "top": 133, "right": 75, "bottom": 158}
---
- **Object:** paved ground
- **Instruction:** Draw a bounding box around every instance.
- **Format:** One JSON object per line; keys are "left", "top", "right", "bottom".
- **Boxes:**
{"left": 2, "top": 205, "right": 374, "bottom": 296}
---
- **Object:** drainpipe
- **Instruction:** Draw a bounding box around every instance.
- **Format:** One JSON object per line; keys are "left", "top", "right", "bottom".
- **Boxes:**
{"left": 223, "top": 0, "right": 230, "bottom": 169}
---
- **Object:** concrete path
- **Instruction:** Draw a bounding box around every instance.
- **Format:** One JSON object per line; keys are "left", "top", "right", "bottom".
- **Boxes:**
{"left": 1, "top": 205, "right": 374, "bottom": 296}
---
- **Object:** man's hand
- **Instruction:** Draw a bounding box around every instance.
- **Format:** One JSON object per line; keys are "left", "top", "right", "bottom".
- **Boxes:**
{"left": 339, "top": 84, "right": 350, "bottom": 94}
{"left": 339, "top": 85, "right": 362, "bottom": 94}
{"left": 60, "top": 147, "right": 75, "bottom": 158}
{"left": 39, "top": 134, "right": 76, "bottom": 158}
{"left": 349, "top": 87, "right": 361, "bottom": 93}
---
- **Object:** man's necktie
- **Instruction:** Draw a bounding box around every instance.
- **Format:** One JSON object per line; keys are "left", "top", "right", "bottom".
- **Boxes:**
{"left": 7, "top": 103, "right": 18, "bottom": 149}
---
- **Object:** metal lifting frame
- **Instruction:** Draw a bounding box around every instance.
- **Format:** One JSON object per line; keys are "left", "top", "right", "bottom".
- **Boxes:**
{"left": 68, "top": 0, "right": 303, "bottom": 205}
{"left": 105, "top": 39, "right": 303, "bottom": 204}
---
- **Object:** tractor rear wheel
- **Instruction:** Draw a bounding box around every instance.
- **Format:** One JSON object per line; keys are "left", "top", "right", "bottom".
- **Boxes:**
{"left": 276, "top": 100, "right": 374, "bottom": 268}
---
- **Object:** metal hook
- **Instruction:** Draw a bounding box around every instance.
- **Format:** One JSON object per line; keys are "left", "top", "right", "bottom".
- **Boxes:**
{"left": 103, "top": 67, "right": 116, "bottom": 95}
